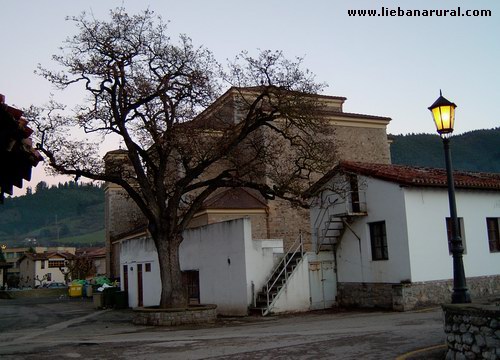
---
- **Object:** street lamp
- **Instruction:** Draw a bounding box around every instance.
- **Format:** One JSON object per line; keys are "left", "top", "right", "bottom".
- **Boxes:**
{"left": 428, "top": 91, "right": 471, "bottom": 304}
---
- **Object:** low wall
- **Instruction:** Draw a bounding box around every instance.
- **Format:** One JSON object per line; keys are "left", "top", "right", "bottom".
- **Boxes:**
{"left": 0, "top": 288, "right": 67, "bottom": 299}
{"left": 442, "top": 303, "right": 500, "bottom": 359}
{"left": 338, "top": 275, "right": 500, "bottom": 311}
{"left": 133, "top": 305, "right": 217, "bottom": 326}
{"left": 337, "top": 282, "right": 394, "bottom": 309}
{"left": 393, "top": 275, "right": 500, "bottom": 311}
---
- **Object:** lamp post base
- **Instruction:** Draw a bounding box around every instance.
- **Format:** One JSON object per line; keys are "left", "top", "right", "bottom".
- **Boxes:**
{"left": 451, "top": 289, "right": 471, "bottom": 304}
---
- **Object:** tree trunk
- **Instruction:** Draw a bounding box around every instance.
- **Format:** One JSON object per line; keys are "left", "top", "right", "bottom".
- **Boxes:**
{"left": 155, "top": 231, "right": 187, "bottom": 308}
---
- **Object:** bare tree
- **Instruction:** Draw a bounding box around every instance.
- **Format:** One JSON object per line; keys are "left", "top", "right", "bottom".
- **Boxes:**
{"left": 28, "top": 8, "right": 336, "bottom": 308}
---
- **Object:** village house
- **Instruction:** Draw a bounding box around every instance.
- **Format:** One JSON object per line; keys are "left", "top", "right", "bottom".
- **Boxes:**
{"left": 18, "top": 251, "right": 74, "bottom": 287}
{"left": 105, "top": 88, "right": 394, "bottom": 315}
{"left": 3, "top": 246, "right": 76, "bottom": 287}
{"left": 309, "top": 161, "right": 500, "bottom": 311}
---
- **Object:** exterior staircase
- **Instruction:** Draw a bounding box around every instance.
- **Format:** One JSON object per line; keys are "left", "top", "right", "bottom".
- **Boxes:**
{"left": 250, "top": 234, "right": 304, "bottom": 316}
{"left": 314, "top": 191, "right": 367, "bottom": 253}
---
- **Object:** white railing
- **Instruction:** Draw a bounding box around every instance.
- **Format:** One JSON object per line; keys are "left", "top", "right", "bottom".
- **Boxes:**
{"left": 263, "top": 233, "right": 304, "bottom": 314}
{"left": 313, "top": 191, "right": 367, "bottom": 252}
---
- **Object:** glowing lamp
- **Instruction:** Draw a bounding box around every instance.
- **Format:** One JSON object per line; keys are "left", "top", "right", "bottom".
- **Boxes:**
{"left": 428, "top": 90, "right": 457, "bottom": 137}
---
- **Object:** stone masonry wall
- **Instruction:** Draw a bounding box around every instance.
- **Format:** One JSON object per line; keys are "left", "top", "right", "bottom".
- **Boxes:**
{"left": 105, "top": 186, "right": 146, "bottom": 278}
{"left": 443, "top": 304, "right": 500, "bottom": 360}
{"left": 334, "top": 126, "right": 391, "bottom": 165}
{"left": 133, "top": 305, "right": 217, "bottom": 326}
{"left": 340, "top": 275, "right": 500, "bottom": 312}
{"left": 337, "top": 282, "right": 394, "bottom": 309}
{"left": 393, "top": 275, "right": 500, "bottom": 312}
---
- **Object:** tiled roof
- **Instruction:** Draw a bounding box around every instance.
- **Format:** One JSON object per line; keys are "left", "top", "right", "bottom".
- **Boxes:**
{"left": 339, "top": 161, "right": 500, "bottom": 190}
{"left": 75, "top": 247, "right": 106, "bottom": 258}
{"left": 21, "top": 251, "right": 74, "bottom": 262}
{"left": 201, "top": 187, "right": 268, "bottom": 210}
{"left": 0, "top": 94, "right": 43, "bottom": 201}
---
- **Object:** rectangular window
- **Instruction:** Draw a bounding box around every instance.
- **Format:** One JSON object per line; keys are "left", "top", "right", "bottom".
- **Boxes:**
{"left": 46, "top": 273, "right": 52, "bottom": 281}
{"left": 48, "top": 260, "right": 65, "bottom": 268}
{"left": 446, "top": 217, "right": 466, "bottom": 254}
{"left": 41, "top": 261, "right": 45, "bottom": 269}
{"left": 486, "top": 218, "right": 500, "bottom": 253}
{"left": 145, "top": 263, "right": 151, "bottom": 272}
{"left": 369, "top": 221, "right": 388, "bottom": 260}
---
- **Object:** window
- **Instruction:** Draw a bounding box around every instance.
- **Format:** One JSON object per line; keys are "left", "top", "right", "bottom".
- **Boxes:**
{"left": 446, "top": 217, "right": 466, "bottom": 254}
{"left": 369, "top": 221, "right": 388, "bottom": 260}
{"left": 46, "top": 273, "right": 52, "bottom": 281}
{"left": 48, "top": 260, "right": 65, "bottom": 268}
{"left": 486, "top": 218, "right": 500, "bottom": 253}
{"left": 41, "top": 260, "right": 45, "bottom": 269}
{"left": 145, "top": 263, "right": 151, "bottom": 272}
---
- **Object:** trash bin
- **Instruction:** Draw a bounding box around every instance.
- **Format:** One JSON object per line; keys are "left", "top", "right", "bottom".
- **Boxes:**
{"left": 113, "top": 291, "right": 129, "bottom": 309}
{"left": 102, "top": 287, "right": 119, "bottom": 308}
{"left": 85, "top": 285, "right": 93, "bottom": 298}
{"left": 93, "top": 292, "right": 103, "bottom": 309}
{"left": 68, "top": 284, "right": 83, "bottom": 297}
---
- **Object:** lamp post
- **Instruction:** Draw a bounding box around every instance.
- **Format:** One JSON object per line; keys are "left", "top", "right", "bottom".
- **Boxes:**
{"left": 428, "top": 91, "right": 471, "bottom": 304}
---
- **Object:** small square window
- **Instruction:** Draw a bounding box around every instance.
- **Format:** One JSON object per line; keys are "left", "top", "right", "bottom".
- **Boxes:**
{"left": 446, "top": 217, "right": 466, "bottom": 254}
{"left": 145, "top": 263, "right": 151, "bottom": 272}
{"left": 369, "top": 221, "right": 388, "bottom": 261}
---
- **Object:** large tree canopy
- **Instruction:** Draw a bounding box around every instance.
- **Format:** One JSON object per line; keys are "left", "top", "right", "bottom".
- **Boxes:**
{"left": 28, "top": 8, "right": 337, "bottom": 307}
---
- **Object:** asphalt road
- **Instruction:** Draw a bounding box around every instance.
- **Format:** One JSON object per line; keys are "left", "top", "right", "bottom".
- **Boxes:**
{"left": 0, "top": 296, "right": 446, "bottom": 359}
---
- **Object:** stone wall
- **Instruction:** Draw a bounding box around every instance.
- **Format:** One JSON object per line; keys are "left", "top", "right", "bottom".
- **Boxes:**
{"left": 105, "top": 185, "right": 146, "bottom": 278}
{"left": 337, "top": 282, "right": 394, "bottom": 309}
{"left": 393, "top": 275, "right": 500, "bottom": 312}
{"left": 443, "top": 303, "right": 500, "bottom": 359}
{"left": 133, "top": 305, "right": 217, "bottom": 326}
{"left": 334, "top": 125, "right": 391, "bottom": 165}
{"left": 339, "top": 275, "right": 500, "bottom": 311}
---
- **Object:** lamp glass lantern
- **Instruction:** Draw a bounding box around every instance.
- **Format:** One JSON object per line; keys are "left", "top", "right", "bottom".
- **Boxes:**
{"left": 428, "top": 91, "right": 457, "bottom": 137}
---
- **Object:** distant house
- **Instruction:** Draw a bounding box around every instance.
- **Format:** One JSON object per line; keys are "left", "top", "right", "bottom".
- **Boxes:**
{"left": 309, "top": 161, "right": 500, "bottom": 310}
{"left": 18, "top": 252, "right": 74, "bottom": 287}
{"left": 75, "top": 247, "right": 107, "bottom": 277}
{"left": 3, "top": 246, "right": 76, "bottom": 287}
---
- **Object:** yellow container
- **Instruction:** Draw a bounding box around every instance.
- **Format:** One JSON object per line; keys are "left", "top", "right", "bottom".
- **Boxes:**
{"left": 68, "top": 284, "right": 83, "bottom": 297}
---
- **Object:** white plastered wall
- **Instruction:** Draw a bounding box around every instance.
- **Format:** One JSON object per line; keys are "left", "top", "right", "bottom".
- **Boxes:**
{"left": 404, "top": 188, "right": 500, "bottom": 282}
{"left": 329, "top": 176, "right": 412, "bottom": 283}
{"left": 120, "top": 218, "right": 281, "bottom": 315}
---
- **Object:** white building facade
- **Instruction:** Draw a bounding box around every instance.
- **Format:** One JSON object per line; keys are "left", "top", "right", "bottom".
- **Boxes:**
{"left": 310, "top": 161, "right": 500, "bottom": 310}
{"left": 119, "top": 218, "right": 337, "bottom": 315}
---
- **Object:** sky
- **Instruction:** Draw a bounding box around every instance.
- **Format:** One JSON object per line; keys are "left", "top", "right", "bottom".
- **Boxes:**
{"left": 1, "top": 0, "right": 499, "bottom": 194}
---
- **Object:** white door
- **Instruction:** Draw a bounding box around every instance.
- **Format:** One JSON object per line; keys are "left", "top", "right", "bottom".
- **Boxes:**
{"left": 309, "top": 260, "right": 337, "bottom": 310}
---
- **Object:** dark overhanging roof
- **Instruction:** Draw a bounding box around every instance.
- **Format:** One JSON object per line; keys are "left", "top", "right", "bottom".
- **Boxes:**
{"left": 0, "top": 94, "right": 43, "bottom": 202}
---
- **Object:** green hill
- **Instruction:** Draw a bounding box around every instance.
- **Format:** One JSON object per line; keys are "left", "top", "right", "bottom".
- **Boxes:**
{"left": 0, "top": 181, "right": 105, "bottom": 248}
{"left": 390, "top": 127, "right": 500, "bottom": 173}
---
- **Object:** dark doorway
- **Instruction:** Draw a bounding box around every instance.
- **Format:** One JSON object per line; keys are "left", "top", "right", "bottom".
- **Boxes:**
{"left": 123, "top": 265, "right": 129, "bottom": 294}
{"left": 349, "top": 175, "right": 360, "bottom": 213}
{"left": 183, "top": 270, "right": 200, "bottom": 304}
{"left": 137, "top": 264, "right": 143, "bottom": 307}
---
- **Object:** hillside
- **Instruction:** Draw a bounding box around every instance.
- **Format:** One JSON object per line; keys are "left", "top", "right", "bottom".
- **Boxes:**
{"left": 390, "top": 127, "right": 500, "bottom": 173}
{"left": 0, "top": 181, "right": 105, "bottom": 248}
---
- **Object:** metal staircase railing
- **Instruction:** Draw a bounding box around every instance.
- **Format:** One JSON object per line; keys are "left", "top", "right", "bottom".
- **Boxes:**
{"left": 314, "top": 191, "right": 367, "bottom": 253}
{"left": 252, "top": 233, "right": 304, "bottom": 316}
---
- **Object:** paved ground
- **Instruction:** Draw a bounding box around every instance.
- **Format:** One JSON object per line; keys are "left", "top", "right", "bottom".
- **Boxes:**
{"left": 0, "top": 296, "right": 446, "bottom": 359}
